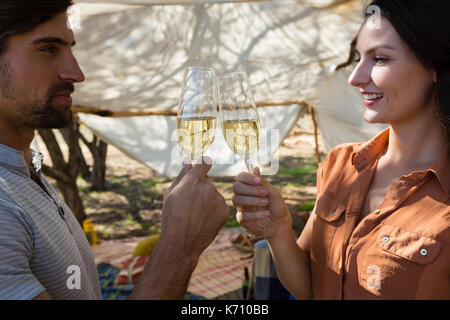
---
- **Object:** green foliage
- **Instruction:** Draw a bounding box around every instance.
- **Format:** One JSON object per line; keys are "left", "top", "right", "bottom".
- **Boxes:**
{"left": 225, "top": 214, "right": 241, "bottom": 228}
{"left": 299, "top": 201, "right": 316, "bottom": 211}
{"left": 278, "top": 163, "right": 318, "bottom": 176}
{"left": 137, "top": 180, "right": 158, "bottom": 189}
{"left": 276, "top": 162, "right": 318, "bottom": 187}
{"left": 148, "top": 225, "right": 161, "bottom": 234}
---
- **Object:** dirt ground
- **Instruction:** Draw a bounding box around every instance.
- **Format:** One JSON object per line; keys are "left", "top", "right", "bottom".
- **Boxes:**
{"left": 39, "top": 114, "right": 326, "bottom": 241}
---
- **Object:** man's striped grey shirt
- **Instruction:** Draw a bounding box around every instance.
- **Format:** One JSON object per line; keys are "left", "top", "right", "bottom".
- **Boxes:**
{"left": 0, "top": 143, "right": 101, "bottom": 300}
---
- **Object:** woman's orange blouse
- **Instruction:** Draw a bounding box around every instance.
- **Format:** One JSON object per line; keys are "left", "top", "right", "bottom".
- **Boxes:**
{"left": 308, "top": 128, "right": 450, "bottom": 299}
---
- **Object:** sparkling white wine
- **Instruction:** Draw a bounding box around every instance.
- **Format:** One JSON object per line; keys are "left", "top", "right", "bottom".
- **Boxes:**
{"left": 176, "top": 117, "right": 217, "bottom": 158}
{"left": 222, "top": 119, "right": 261, "bottom": 156}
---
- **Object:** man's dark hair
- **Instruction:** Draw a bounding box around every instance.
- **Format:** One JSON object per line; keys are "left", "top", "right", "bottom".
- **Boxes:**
{"left": 367, "top": 0, "right": 450, "bottom": 141}
{"left": 0, "top": 0, "right": 73, "bottom": 56}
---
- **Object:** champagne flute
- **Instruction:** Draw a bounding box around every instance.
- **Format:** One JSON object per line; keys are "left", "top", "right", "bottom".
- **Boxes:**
{"left": 219, "top": 71, "right": 265, "bottom": 238}
{"left": 218, "top": 71, "right": 261, "bottom": 172}
{"left": 176, "top": 67, "right": 217, "bottom": 162}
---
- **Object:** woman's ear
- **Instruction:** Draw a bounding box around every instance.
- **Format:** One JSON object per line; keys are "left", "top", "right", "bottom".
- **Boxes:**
{"left": 432, "top": 71, "right": 437, "bottom": 83}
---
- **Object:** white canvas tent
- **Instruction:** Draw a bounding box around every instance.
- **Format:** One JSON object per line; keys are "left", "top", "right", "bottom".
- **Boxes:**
{"left": 68, "top": 0, "right": 387, "bottom": 177}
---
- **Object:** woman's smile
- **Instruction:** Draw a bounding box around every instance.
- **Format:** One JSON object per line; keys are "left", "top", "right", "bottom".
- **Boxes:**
{"left": 361, "top": 91, "right": 385, "bottom": 106}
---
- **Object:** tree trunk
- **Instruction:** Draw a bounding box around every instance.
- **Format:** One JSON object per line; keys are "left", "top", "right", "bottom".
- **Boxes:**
{"left": 37, "top": 120, "right": 109, "bottom": 224}
{"left": 60, "top": 122, "right": 91, "bottom": 180}
{"left": 38, "top": 123, "right": 87, "bottom": 225}
{"left": 79, "top": 133, "right": 108, "bottom": 191}
{"left": 91, "top": 139, "right": 107, "bottom": 191}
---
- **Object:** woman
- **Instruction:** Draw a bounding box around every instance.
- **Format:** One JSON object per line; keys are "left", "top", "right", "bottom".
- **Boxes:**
{"left": 232, "top": 0, "right": 450, "bottom": 299}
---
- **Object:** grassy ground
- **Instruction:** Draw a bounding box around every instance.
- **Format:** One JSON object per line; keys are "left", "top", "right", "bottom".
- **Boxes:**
{"left": 41, "top": 115, "right": 326, "bottom": 241}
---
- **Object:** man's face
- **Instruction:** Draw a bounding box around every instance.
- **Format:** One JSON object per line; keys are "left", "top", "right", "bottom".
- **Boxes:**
{"left": 0, "top": 13, "right": 84, "bottom": 129}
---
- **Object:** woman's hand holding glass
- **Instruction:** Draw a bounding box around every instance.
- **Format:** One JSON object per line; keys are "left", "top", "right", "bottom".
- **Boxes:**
{"left": 232, "top": 167, "right": 292, "bottom": 239}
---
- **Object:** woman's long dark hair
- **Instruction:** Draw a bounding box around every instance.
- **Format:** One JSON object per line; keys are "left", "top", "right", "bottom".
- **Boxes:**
{"left": 367, "top": 0, "right": 450, "bottom": 141}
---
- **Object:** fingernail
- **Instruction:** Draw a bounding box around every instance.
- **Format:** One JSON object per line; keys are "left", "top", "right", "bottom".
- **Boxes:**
{"left": 258, "top": 188, "right": 267, "bottom": 195}
{"left": 203, "top": 156, "right": 213, "bottom": 165}
{"left": 260, "top": 211, "right": 270, "bottom": 217}
{"left": 259, "top": 198, "right": 269, "bottom": 205}
{"left": 253, "top": 177, "right": 261, "bottom": 184}
{"left": 182, "top": 159, "right": 191, "bottom": 168}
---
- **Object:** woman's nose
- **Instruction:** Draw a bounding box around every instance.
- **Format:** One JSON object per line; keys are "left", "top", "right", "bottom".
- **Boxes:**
{"left": 348, "top": 60, "right": 371, "bottom": 88}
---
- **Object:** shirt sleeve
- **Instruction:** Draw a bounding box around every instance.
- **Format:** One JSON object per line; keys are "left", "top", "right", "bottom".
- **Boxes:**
{"left": 0, "top": 206, "right": 45, "bottom": 300}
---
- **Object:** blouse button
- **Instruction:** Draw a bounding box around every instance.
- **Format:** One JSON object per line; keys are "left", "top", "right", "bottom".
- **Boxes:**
{"left": 373, "top": 209, "right": 380, "bottom": 214}
{"left": 382, "top": 236, "right": 389, "bottom": 243}
{"left": 420, "top": 248, "right": 428, "bottom": 256}
{"left": 401, "top": 181, "right": 409, "bottom": 187}
{"left": 417, "top": 174, "right": 424, "bottom": 179}
{"left": 331, "top": 211, "right": 336, "bottom": 217}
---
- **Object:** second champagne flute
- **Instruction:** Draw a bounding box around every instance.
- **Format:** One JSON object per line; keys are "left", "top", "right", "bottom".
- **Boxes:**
{"left": 219, "top": 71, "right": 265, "bottom": 237}
{"left": 218, "top": 71, "right": 261, "bottom": 172}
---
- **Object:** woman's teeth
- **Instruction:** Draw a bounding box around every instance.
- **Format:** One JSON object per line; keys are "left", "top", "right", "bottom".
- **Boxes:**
{"left": 363, "top": 93, "right": 384, "bottom": 100}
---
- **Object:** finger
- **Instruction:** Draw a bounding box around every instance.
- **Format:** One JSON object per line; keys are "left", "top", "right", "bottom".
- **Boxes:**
{"left": 236, "top": 171, "right": 262, "bottom": 185}
{"left": 253, "top": 166, "right": 269, "bottom": 186}
{"left": 166, "top": 162, "right": 193, "bottom": 193}
{"left": 232, "top": 194, "right": 269, "bottom": 207}
{"left": 237, "top": 210, "right": 270, "bottom": 222}
{"left": 251, "top": 166, "right": 273, "bottom": 191}
{"left": 187, "top": 156, "right": 213, "bottom": 179}
{"left": 233, "top": 182, "right": 268, "bottom": 197}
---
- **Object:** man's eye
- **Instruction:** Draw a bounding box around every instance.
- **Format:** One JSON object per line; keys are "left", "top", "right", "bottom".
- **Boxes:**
{"left": 40, "top": 46, "right": 57, "bottom": 54}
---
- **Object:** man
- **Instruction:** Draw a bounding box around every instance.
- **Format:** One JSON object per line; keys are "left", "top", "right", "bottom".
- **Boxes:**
{"left": 0, "top": 0, "right": 229, "bottom": 300}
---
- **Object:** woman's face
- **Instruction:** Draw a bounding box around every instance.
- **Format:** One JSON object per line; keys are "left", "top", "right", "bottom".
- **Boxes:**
{"left": 348, "top": 16, "right": 436, "bottom": 126}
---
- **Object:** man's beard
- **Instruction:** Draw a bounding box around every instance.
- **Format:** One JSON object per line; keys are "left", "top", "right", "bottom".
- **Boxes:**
{"left": 21, "top": 101, "right": 73, "bottom": 129}
{"left": 1, "top": 58, "right": 75, "bottom": 129}
{"left": 20, "top": 82, "right": 75, "bottom": 129}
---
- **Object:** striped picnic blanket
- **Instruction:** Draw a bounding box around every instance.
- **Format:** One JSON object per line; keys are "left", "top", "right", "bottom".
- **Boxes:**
{"left": 187, "top": 231, "right": 253, "bottom": 299}
{"left": 92, "top": 230, "right": 252, "bottom": 300}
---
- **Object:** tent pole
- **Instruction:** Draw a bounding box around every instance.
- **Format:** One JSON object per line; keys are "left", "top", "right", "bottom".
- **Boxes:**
{"left": 309, "top": 105, "right": 322, "bottom": 164}
{"left": 71, "top": 100, "right": 305, "bottom": 118}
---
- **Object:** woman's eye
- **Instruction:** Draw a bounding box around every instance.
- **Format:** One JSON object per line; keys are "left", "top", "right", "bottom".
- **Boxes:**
{"left": 374, "top": 56, "right": 389, "bottom": 64}
{"left": 353, "top": 56, "right": 361, "bottom": 63}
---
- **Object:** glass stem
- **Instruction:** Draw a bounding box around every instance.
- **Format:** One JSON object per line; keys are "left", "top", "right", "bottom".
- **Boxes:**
{"left": 246, "top": 152, "right": 259, "bottom": 173}
{"left": 245, "top": 154, "right": 253, "bottom": 173}
{"left": 244, "top": 153, "right": 263, "bottom": 239}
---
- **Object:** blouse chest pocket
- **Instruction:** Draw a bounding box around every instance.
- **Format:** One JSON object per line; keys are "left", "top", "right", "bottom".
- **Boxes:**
{"left": 376, "top": 224, "right": 442, "bottom": 264}
{"left": 360, "top": 224, "right": 443, "bottom": 299}
{"left": 310, "top": 192, "right": 346, "bottom": 262}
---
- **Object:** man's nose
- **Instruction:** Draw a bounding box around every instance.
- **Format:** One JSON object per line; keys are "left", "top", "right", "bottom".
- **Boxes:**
{"left": 59, "top": 54, "right": 85, "bottom": 83}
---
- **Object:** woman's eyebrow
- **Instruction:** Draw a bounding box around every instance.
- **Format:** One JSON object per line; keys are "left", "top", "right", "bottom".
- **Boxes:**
{"left": 355, "top": 45, "right": 395, "bottom": 55}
